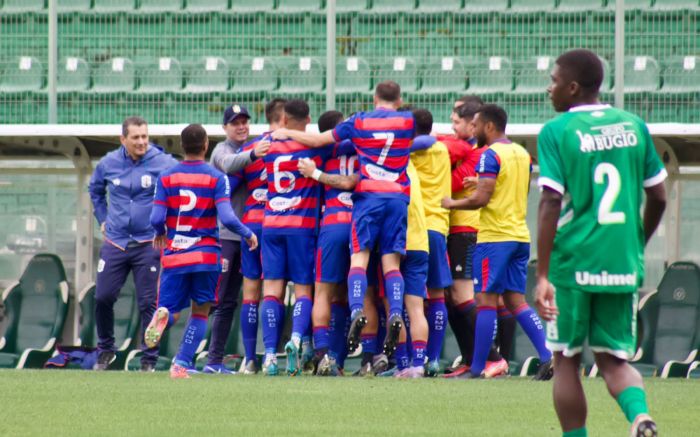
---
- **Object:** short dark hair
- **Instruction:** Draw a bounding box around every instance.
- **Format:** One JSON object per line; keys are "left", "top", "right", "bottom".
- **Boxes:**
{"left": 455, "top": 95, "right": 483, "bottom": 107}
{"left": 122, "top": 116, "right": 147, "bottom": 137}
{"left": 477, "top": 104, "right": 508, "bottom": 133}
{"left": 455, "top": 100, "right": 483, "bottom": 120}
{"left": 180, "top": 124, "right": 208, "bottom": 155}
{"left": 555, "top": 49, "right": 604, "bottom": 94}
{"left": 265, "top": 98, "right": 287, "bottom": 124}
{"left": 375, "top": 80, "right": 401, "bottom": 103}
{"left": 284, "top": 99, "right": 310, "bottom": 122}
{"left": 317, "top": 110, "right": 344, "bottom": 132}
{"left": 412, "top": 108, "right": 433, "bottom": 136}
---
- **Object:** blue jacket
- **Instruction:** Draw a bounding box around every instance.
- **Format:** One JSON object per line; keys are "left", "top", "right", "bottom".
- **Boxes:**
{"left": 89, "top": 145, "right": 178, "bottom": 250}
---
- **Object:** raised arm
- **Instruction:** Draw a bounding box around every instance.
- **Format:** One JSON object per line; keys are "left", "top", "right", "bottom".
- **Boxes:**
{"left": 271, "top": 128, "right": 336, "bottom": 148}
{"left": 297, "top": 157, "right": 359, "bottom": 191}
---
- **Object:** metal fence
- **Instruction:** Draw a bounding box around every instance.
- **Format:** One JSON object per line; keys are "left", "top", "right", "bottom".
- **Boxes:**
{"left": 0, "top": 1, "right": 698, "bottom": 125}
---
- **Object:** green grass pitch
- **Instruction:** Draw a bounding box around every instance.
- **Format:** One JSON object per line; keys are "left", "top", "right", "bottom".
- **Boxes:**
{"left": 1, "top": 370, "right": 698, "bottom": 436}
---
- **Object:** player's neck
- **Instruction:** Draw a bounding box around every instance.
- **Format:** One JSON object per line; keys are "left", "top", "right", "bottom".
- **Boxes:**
{"left": 285, "top": 122, "right": 307, "bottom": 132}
{"left": 375, "top": 102, "right": 396, "bottom": 111}
{"left": 487, "top": 132, "right": 508, "bottom": 145}
{"left": 569, "top": 95, "right": 601, "bottom": 110}
{"left": 184, "top": 154, "right": 205, "bottom": 162}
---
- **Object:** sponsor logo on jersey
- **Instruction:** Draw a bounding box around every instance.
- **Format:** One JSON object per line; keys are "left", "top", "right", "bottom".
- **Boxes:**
{"left": 252, "top": 188, "right": 268, "bottom": 203}
{"left": 576, "top": 123, "right": 639, "bottom": 153}
{"left": 575, "top": 270, "right": 637, "bottom": 287}
{"left": 338, "top": 191, "right": 353, "bottom": 207}
{"left": 269, "top": 196, "right": 301, "bottom": 211}
{"left": 366, "top": 163, "right": 399, "bottom": 181}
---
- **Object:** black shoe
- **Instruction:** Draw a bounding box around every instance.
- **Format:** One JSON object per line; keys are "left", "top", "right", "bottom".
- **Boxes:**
{"left": 93, "top": 350, "right": 115, "bottom": 371}
{"left": 347, "top": 311, "right": 367, "bottom": 354}
{"left": 382, "top": 314, "right": 403, "bottom": 356}
{"left": 631, "top": 414, "right": 657, "bottom": 437}
{"left": 353, "top": 362, "right": 373, "bottom": 377}
{"left": 140, "top": 362, "right": 156, "bottom": 372}
{"left": 532, "top": 360, "right": 554, "bottom": 381}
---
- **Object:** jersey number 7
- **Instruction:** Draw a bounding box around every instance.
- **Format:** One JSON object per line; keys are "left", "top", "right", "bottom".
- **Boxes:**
{"left": 372, "top": 132, "right": 395, "bottom": 166}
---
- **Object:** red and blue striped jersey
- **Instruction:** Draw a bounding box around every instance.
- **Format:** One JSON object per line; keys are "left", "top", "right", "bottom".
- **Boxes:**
{"left": 153, "top": 161, "right": 230, "bottom": 273}
{"left": 332, "top": 108, "right": 414, "bottom": 202}
{"left": 321, "top": 139, "right": 357, "bottom": 228}
{"left": 231, "top": 134, "right": 268, "bottom": 229}
{"left": 262, "top": 139, "right": 332, "bottom": 234}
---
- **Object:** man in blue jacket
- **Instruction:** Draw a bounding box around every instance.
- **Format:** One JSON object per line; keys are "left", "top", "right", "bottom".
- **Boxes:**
{"left": 89, "top": 116, "right": 178, "bottom": 371}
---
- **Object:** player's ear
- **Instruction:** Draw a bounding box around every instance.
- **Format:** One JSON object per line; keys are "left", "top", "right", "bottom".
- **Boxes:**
{"left": 569, "top": 80, "right": 581, "bottom": 97}
{"left": 395, "top": 97, "right": 403, "bottom": 109}
{"left": 119, "top": 135, "right": 127, "bottom": 145}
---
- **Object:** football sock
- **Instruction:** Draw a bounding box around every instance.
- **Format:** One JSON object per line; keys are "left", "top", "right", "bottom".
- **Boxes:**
{"left": 497, "top": 306, "right": 516, "bottom": 362}
{"left": 403, "top": 307, "right": 412, "bottom": 351}
{"left": 562, "top": 428, "right": 587, "bottom": 437}
{"left": 291, "top": 295, "right": 312, "bottom": 341}
{"left": 376, "top": 301, "right": 387, "bottom": 346}
{"left": 329, "top": 303, "right": 348, "bottom": 361}
{"left": 348, "top": 268, "right": 367, "bottom": 315}
{"left": 396, "top": 342, "right": 410, "bottom": 370}
{"left": 261, "top": 296, "right": 280, "bottom": 354}
{"left": 384, "top": 270, "right": 405, "bottom": 318}
{"left": 174, "top": 314, "right": 207, "bottom": 367}
{"left": 513, "top": 303, "right": 552, "bottom": 362}
{"left": 471, "top": 306, "right": 497, "bottom": 376}
{"left": 616, "top": 386, "right": 650, "bottom": 423}
{"left": 455, "top": 299, "right": 477, "bottom": 365}
{"left": 412, "top": 340, "right": 427, "bottom": 368}
{"left": 241, "top": 300, "right": 259, "bottom": 363}
{"left": 313, "top": 326, "right": 330, "bottom": 354}
{"left": 426, "top": 297, "right": 447, "bottom": 363}
{"left": 275, "top": 300, "right": 285, "bottom": 341}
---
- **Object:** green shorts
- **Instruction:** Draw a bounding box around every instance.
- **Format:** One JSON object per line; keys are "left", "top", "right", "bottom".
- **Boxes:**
{"left": 545, "top": 286, "right": 638, "bottom": 360}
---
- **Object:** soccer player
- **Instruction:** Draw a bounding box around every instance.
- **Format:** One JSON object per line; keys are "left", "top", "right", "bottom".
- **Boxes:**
{"left": 535, "top": 49, "right": 666, "bottom": 437}
{"left": 272, "top": 81, "right": 414, "bottom": 358}
{"left": 442, "top": 104, "right": 552, "bottom": 379}
{"left": 205, "top": 104, "right": 270, "bottom": 374}
{"left": 221, "top": 99, "right": 285, "bottom": 374}
{"left": 408, "top": 108, "right": 452, "bottom": 376}
{"left": 260, "top": 99, "right": 331, "bottom": 376}
{"left": 89, "top": 116, "right": 178, "bottom": 371}
{"left": 144, "top": 124, "right": 258, "bottom": 379}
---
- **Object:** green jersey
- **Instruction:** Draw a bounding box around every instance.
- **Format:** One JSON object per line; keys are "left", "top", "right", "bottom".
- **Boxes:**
{"left": 537, "top": 104, "right": 667, "bottom": 293}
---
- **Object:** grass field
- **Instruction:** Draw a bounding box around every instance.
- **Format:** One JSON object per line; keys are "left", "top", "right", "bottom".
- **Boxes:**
{"left": 1, "top": 370, "right": 698, "bottom": 436}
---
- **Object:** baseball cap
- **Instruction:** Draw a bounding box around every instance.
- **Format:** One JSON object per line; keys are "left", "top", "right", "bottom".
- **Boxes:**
{"left": 223, "top": 104, "right": 250, "bottom": 124}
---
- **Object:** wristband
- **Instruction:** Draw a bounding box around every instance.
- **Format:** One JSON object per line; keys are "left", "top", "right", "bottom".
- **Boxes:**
{"left": 311, "top": 169, "right": 323, "bottom": 181}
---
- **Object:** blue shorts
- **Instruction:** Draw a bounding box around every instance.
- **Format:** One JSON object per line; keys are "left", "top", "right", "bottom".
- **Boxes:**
{"left": 316, "top": 225, "right": 351, "bottom": 284}
{"left": 473, "top": 242, "right": 530, "bottom": 294}
{"left": 401, "top": 250, "right": 428, "bottom": 298}
{"left": 261, "top": 232, "right": 316, "bottom": 285}
{"left": 157, "top": 270, "right": 221, "bottom": 314}
{"left": 427, "top": 230, "right": 453, "bottom": 289}
{"left": 350, "top": 197, "right": 407, "bottom": 256}
{"left": 241, "top": 226, "right": 263, "bottom": 280}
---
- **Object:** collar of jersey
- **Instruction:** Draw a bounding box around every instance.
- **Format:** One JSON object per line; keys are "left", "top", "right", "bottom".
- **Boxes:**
{"left": 568, "top": 104, "right": 611, "bottom": 113}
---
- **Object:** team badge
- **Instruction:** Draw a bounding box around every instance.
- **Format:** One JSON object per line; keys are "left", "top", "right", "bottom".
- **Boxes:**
{"left": 97, "top": 259, "right": 105, "bottom": 273}
{"left": 113, "top": 178, "right": 121, "bottom": 186}
{"left": 141, "top": 175, "right": 152, "bottom": 188}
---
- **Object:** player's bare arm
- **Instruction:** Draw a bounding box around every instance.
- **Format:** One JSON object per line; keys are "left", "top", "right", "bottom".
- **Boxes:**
{"left": 534, "top": 187, "right": 562, "bottom": 322}
{"left": 297, "top": 157, "right": 359, "bottom": 191}
{"left": 441, "top": 177, "right": 495, "bottom": 210}
{"left": 643, "top": 182, "right": 667, "bottom": 244}
{"left": 271, "top": 128, "right": 335, "bottom": 148}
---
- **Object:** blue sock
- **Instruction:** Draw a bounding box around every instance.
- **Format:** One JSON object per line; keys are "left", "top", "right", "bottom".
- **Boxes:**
{"left": 167, "top": 311, "right": 176, "bottom": 328}
{"left": 328, "top": 303, "right": 347, "bottom": 361}
{"left": 471, "top": 306, "right": 498, "bottom": 376}
{"left": 396, "top": 342, "right": 409, "bottom": 370}
{"left": 302, "top": 318, "right": 312, "bottom": 348}
{"left": 361, "top": 334, "right": 378, "bottom": 355}
{"left": 241, "top": 300, "right": 259, "bottom": 362}
{"left": 403, "top": 307, "right": 412, "bottom": 351}
{"left": 174, "top": 314, "right": 207, "bottom": 367}
{"left": 275, "top": 300, "right": 285, "bottom": 342}
{"left": 427, "top": 298, "right": 447, "bottom": 363}
{"left": 513, "top": 303, "right": 552, "bottom": 362}
{"left": 376, "top": 302, "right": 387, "bottom": 346}
{"left": 412, "top": 340, "right": 427, "bottom": 368}
{"left": 339, "top": 306, "right": 351, "bottom": 367}
{"left": 291, "top": 295, "right": 312, "bottom": 340}
{"left": 347, "top": 268, "right": 367, "bottom": 315}
{"left": 261, "top": 296, "right": 280, "bottom": 354}
{"left": 313, "top": 326, "right": 329, "bottom": 353}
{"left": 384, "top": 270, "right": 404, "bottom": 317}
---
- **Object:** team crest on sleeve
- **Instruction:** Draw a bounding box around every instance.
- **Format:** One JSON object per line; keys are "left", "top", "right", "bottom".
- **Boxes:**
{"left": 112, "top": 178, "right": 121, "bottom": 186}
{"left": 141, "top": 175, "right": 152, "bottom": 188}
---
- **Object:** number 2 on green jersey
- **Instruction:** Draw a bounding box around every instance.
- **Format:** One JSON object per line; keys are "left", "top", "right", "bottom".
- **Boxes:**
{"left": 594, "top": 162, "right": 626, "bottom": 225}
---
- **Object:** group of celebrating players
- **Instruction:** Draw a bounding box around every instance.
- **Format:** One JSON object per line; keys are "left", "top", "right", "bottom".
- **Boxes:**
{"left": 91, "top": 48, "right": 666, "bottom": 436}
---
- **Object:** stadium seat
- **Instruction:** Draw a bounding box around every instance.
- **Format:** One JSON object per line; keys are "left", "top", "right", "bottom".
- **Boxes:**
{"left": 91, "top": 58, "right": 136, "bottom": 93}
{"left": 605, "top": 0, "right": 652, "bottom": 10}
{"left": 277, "top": 0, "right": 323, "bottom": 13}
{"left": 138, "top": 57, "right": 183, "bottom": 93}
{"left": 509, "top": 0, "right": 556, "bottom": 13}
{"left": 462, "top": 0, "right": 508, "bottom": 13}
{"left": 1, "top": 0, "right": 44, "bottom": 12}
{"left": 57, "top": 57, "right": 90, "bottom": 93}
{"left": 336, "top": 0, "right": 369, "bottom": 13}
{"left": 231, "top": 57, "right": 279, "bottom": 96}
{"left": 230, "top": 0, "right": 274, "bottom": 12}
{"left": 375, "top": 57, "right": 420, "bottom": 93}
{"left": 688, "top": 361, "right": 700, "bottom": 378}
{"left": 652, "top": 0, "right": 700, "bottom": 10}
{"left": 466, "top": 56, "right": 513, "bottom": 94}
{"left": 277, "top": 57, "right": 324, "bottom": 94}
{"left": 93, "top": 0, "right": 136, "bottom": 12}
{"left": 184, "top": 0, "right": 229, "bottom": 12}
{"left": 366, "top": 0, "right": 416, "bottom": 13}
{"left": 624, "top": 56, "right": 661, "bottom": 93}
{"left": 139, "top": 0, "right": 183, "bottom": 12}
{"left": 0, "top": 254, "right": 69, "bottom": 369}
{"left": 417, "top": 57, "right": 467, "bottom": 94}
{"left": 632, "top": 261, "right": 700, "bottom": 377}
{"left": 76, "top": 283, "right": 97, "bottom": 349}
{"left": 503, "top": 93, "right": 556, "bottom": 124}
{"left": 513, "top": 56, "right": 553, "bottom": 94}
{"left": 183, "top": 56, "right": 229, "bottom": 92}
{"left": 414, "top": 0, "right": 462, "bottom": 14}
{"left": 557, "top": 0, "right": 605, "bottom": 11}
{"left": 661, "top": 56, "right": 700, "bottom": 92}
{"left": 0, "top": 57, "right": 44, "bottom": 92}
{"left": 58, "top": 0, "right": 92, "bottom": 12}
{"left": 335, "top": 56, "right": 372, "bottom": 95}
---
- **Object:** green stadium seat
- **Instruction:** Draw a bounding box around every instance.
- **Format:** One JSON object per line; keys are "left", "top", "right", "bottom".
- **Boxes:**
{"left": 230, "top": 0, "right": 274, "bottom": 13}
{"left": 463, "top": 0, "right": 508, "bottom": 13}
{"left": 336, "top": 0, "right": 368, "bottom": 13}
{"left": 661, "top": 56, "right": 700, "bottom": 92}
{"left": 418, "top": 57, "right": 467, "bottom": 94}
{"left": 632, "top": 261, "right": 700, "bottom": 377}
{"left": 514, "top": 56, "right": 553, "bottom": 94}
{"left": 93, "top": 0, "right": 136, "bottom": 12}
{"left": 366, "top": 0, "right": 416, "bottom": 13}
{"left": 652, "top": 0, "right": 700, "bottom": 10}
{"left": 138, "top": 57, "right": 183, "bottom": 93}
{"left": 0, "top": 57, "right": 44, "bottom": 92}
{"left": 624, "top": 56, "right": 661, "bottom": 93}
{"left": 375, "top": 57, "right": 420, "bottom": 93}
{"left": 277, "top": 57, "right": 324, "bottom": 94}
{"left": 76, "top": 283, "right": 97, "bottom": 349}
{"left": 0, "top": 254, "right": 69, "bottom": 369}
{"left": 1, "top": 0, "right": 44, "bottom": 12}
{"left": 139, "top": 0, "right": 183, "bottom": 12}
{"left": 91, "top": 57, "right": 136, "bottom": 93}
{"left": 605, "top": 0, "right": 652, "bottom": 10}
{"left": 466, "top": 56, "right": 513, "bottom": 94}
{"left": 503, "top": 93, "right": 556, "bottom": 124}
{"left": 688, "top": 361, "right": 700, "bottom": 378}
{"left": 509, "top": 0, "right": 556, "bottom": 13}
{"left": 277, "top": 0, "right": 323, "bottom": 13}
{"left": 183, "top": 56, "right": 229, "bottom": 92}
{"left": 557, "top": 0, "right": 605, "bottom": 12}
{"left": 184, "top": 0, "right": 229, "bottom": 12}
{"left": 335, "top": 56, "right": 372, "bottom": 95}
{"left": 415, "top": 0, "right": 462, "bottom": 13}
{"left": 230, "top": 57, "right": 279, "bottom": 96}
{"left": 57, "top": 57, "right": 90, "bottom": 93}
{"left": 58, "top": 0, "right": 92, "bottom": 12}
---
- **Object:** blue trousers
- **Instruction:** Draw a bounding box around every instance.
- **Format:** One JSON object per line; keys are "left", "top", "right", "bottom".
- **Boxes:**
{"left": 95, "top": 242, "right": 160, "bottom": 365}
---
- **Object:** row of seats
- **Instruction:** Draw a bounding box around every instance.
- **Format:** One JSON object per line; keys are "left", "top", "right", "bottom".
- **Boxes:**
{"left": 2, "top": 0, "right": 698, "bottom": 13}
{"left": 1, "top": 55, "right": 698, "bottom": 95}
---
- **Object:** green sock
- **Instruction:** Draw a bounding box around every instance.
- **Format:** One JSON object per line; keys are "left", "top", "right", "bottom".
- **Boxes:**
{"left": 563, "top": 427, "right": 587, "bottom": 437}
{"left": 616, "top": 386, "right": 649, "bottom": 423}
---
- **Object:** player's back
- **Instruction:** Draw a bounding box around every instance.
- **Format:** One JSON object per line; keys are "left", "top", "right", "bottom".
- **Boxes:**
{"left": 322, "top": 139, "right": 357, "bottom": 227}
{"left": 410, "top": 137, "right": 451, "bottom": 235}
{"left": 263, "top": 138, "right": 330, "bottom": 233}
{"left": 405, "top": 160, "right": 429, "bottom": 253}
{"left": 538, "top": 105, "right": 667, "bottom": 291}
{"left": 238, "top": 135, "right": 268, "bottom": 227}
